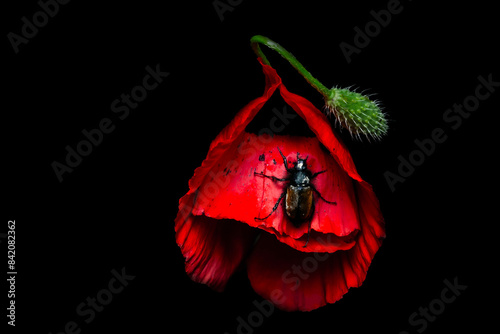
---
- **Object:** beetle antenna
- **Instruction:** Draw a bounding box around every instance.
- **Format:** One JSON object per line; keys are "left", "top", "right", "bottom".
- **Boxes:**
{"left": 277, "top": 147, "right": 289, "bottom": 169}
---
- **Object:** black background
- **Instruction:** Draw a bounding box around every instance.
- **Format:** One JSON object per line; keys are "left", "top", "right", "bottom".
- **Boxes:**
{"left": 3, "top": 0, "right": 498, "bottom": 333}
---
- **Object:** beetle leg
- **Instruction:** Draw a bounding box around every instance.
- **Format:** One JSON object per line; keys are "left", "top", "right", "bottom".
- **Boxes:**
{"left": 254, "top": 172, "right": 288, "bottom": 182}
{"left": 311, "top": 184, "right": 337, "bottom": 205}
{"left": 255, "top": 190, "right": 286, "bottom": 221}
{"left": 311, "top": 170, "right": 327, "bottom": 179}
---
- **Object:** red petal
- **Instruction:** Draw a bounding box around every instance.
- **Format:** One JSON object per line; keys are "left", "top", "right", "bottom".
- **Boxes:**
{"left": 175, "top": 193, "right": 259, "bottom": 292}
{"left": 191, "top": 133, "right": 360, "bottom": 253}
{"left": 247, "top": 182, "right": 384, "bottom": 311}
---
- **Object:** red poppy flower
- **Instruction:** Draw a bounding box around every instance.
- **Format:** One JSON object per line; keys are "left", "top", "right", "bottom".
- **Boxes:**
{"left": 175, "top": 58, "right": 385, "bottom": 311}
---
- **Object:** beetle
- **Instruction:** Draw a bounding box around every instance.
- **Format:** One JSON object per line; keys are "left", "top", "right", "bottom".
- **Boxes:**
{"left": 254, "top": 147, "right": 337, "bottom": 247}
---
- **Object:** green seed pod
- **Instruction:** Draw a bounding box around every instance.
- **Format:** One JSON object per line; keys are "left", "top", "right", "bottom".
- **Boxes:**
{"left": 325, "top": 88, "right": 388, "bottom": 141}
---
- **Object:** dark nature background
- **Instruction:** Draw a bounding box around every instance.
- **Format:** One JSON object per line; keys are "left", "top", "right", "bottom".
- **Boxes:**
{"left": 3, "top": 0, "right": 497, "bottom": 333}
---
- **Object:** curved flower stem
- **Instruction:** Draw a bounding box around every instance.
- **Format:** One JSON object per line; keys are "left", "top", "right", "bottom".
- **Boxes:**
{"left": 250, "top": 35, "right": 331, "bottom": 98}
{"left": 251, "top": 35, "right": 388, "bottom": 141}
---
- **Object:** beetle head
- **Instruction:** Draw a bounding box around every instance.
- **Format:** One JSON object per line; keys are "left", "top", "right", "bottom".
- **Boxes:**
{"left": 294, "top": 153, "right": 308, "bottom": 170}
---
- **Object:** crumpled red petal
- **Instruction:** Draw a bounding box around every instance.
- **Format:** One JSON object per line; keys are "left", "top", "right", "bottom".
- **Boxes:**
{"left": 174, "top": 212, "right": 259, "bottom": 292}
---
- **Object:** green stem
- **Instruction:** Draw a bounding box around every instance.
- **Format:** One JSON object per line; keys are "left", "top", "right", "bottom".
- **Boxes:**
{"left": 250, "top": 35, "right": 330, "bottom": 97}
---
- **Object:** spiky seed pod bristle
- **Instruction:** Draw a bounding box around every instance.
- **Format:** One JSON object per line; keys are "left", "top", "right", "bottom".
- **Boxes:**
{"left": 324, "top": 88, "right": 388, "bottom": 141}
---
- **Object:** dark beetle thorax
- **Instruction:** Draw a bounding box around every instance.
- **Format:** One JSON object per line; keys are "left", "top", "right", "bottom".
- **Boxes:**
{"left": 291, "top": 170, "right": 312, "bottom": 187}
